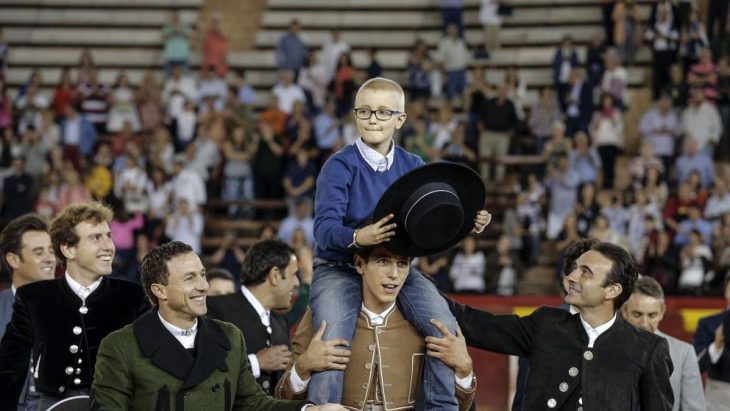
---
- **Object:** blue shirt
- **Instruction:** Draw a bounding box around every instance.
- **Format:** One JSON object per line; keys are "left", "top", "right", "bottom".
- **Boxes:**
{"left": 569, "top": 149, "right": 602, "bottom": 184}
{"left": 674, "top": 218, "right": 714, "bottom": 247}
{"left": 276, "top": 34, "right": 308, "bottom": 72}
{"left": 675, "top": 153, "right": 716, "bottom": 189}
{"left": 314, "top": 144, "right": 424, "bottom": 262}
{"left": 314, "top": 113, "right": 340, "bottom": 150}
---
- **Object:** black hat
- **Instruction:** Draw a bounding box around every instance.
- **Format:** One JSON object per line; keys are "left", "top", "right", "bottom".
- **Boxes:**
{"left": 372, "top": 162, "right": 486, "bottom": 257}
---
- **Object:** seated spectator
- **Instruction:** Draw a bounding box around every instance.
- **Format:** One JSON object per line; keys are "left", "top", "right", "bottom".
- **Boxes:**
{"left": 436, "top": 23, "right": 470, "bottom": 102}
{"left": 406, "top": 117, "right": 438, "bottom": 162}
{"left": 110, "top": 206, "right": 144, "bottom": 283}
{"left": 430, "top": 104, "right": 457, "bottom": 150}
{"left": 1, "top": 156, "right": 33, "bottom": 220}
{"left": 576, "top": 181, "right": 600, "bottom": 238}
{"left": 407, "top": 39, "right": 434, "bottom": 102}
{"left": 285, "top": 99, "right": 309, "bottom": 140}
{"left": 260, "top": 95, "right": 288, "bottom": 137}
{"left": 504, "top": 67, "right": 527, "bottom": 121}
{"left": 60, "top": 103, "right": 97, "bottom": 169}
{"left": 639, "top": 94, "right": 680, "bottom": 173}
{"left": 19, "top": 125, "right": 50, "bottom": 185}
{"left": 514, "top": 191, "right": 542, "bottom": 265}
{"left": 682, "top": 87, "right": 723, "bottom": 157}
{"left": 601, "top": 190, "right": 631, "bottom": 237}
{"left": 675, "top": 203, "right": 713, "bottom": 247}
{"left": 320, "top": 29, "right": 350, "bottom": 84}
{"left": 488, "top": 234, "right": 523, "bottom": 296}
{"left": 16, "top": 80, "right": 50, "bottom": 135}
{"left": 664, "top": 63, "right": 688, "bottom": 108}
{"left": 146, "top": 128, "right": 174, "bottom": 173}
{"left": 313, "top": 100, "right": 342, "bottom": 162}
{"left": 143, "top": 168, "right": 171, "bottom": 247}
{"left": 0, "top": 77, "right": 11, "bottom": 131}
{"left": 601, "top": 49, "right": 629, "bottom": 108}
{"left": 272, "top": 69, "right": 306, "bottom": 116}
{"left": 545, "top": 153, "right": 580, "bottom": 239}
{"left": 718, "top": 57, "right": 730, "bottom": 160}
{"left": 107, "top": 72, "right": 141, "bottom": 133}
{"left": 678, "top": 229, "right": 713, "bottom": 294}
{"left": 222, "top": 126, "right": 256, "bottom": 218}
{"left": 202, "top": 12, "right": 229, "bottom": 76}
{"left": 298, "top": 51, "right": 328, "bottom": 114}
{"left": 165, "top": 197, "right": 204, "bottom": 253}
{"left": 282, "top": 149, "right": 317, "bottom": 211}
{"left": 553, "top": 35, "right": 580, "bottom": 111}
{"left": 441, "top": 122, "right": 477, "bottom": 166}
{"left": 115, "top": 156, "right": 151, "bottom": 215}
{"left": 56, "top": 166, "right": 91, "bottom": 210}
{"left": 528, "top": 87, "right": 562, "bottom": 154}
{"left": 85, "top": 143, "right": 114, "bottom": 201}
{"left": 366, "top": 48, "right": 382, "bottom": 79}
{"left": 278, "top": 198, "right": 315, "bottom": 248}
{"left": 675, "top": 138, "right": 716, "bottom": 189}
{"left": 206, "top": 268, "right": 237, "bottom": 296}
{"left": 688, "top": 48, "right": 718, "bottom": 100}
{"left": 77, "top": 70, "right": 110, "bottom": 133}
{"left": 590, "top": 93, "right": 624, "bottom": 188}
{"left": 417, "top": 252, "right": 452, "bottom": 293}
{"left": 209, "top": 232, "right": 245, "bottom": 287}
{"left": 197, "top": 66, "right": 227, "bottom": 110}
{"left": 235, "top": 70, "right": 256, "bottom": 109}
{"left": 705, "top": 180, "right": 730, "bottom": 221}
{"left": 642, "top": 229, "right": 679, "bottom": 294}
{"left": 276, "top": 19, "right": 308, "bottom": 76}
{"left": 187, "top": 121, "right": 222, "bottom": 181}
{"left": 52, "top": 68, "right": 78, "bottom": 120}
{"left": 586, "top": 34, "right": 606, "bottom": 86}
{"left": 161, "top": 11, "right": 194, "bottom": 73}
{"left": 39, "top": 109, "right": 60, "bottom": 150}
{"left": 162, "top": 65, "right": 197, "bottom": 115}
{"left": 712, "top": 214, "right": 730, "bottom": 285}
{"left": 589, "top": 214, "right": 630, "bottom": 250}
{"left": 612, "top": 0, "right": 641, "bottom": 66}
{"left": 450, "top": 235, "right": 486, "bottom": 293}
{"left": 564, "top": 68, "right": 594, "bottom": 136}
{"left": 171, "top": 154, "right": 206, "bottom": 207}
{"left": 569, "top": 131, "right": 602, "bottom": 185}
{"left": 680, "top": 9, "right": 709, "bottom": 71}
{"left": 643, "top": 165, "right": 669, "bottom": 206}
{"left": 287, "top": 118, "right": 318, "bottom": 161}
{"left": 252, "top": 122, "right": 286, "bottom": 213}
{"left": 628, "top": 142, "right": 664, "bottom": 186}
{"left": 645, "top": 6, "right": 679, "bottom": 98}
{"left": 542, "top": 121, "right": 573, "bottom": 169}
{"left": 331, "top": 53, "right": 355, "bottom": 117}
{"left": 554, "top": 213, "right": 584, "bottom": 276}
{"left": 628, "top": 187, "right": 663, "bottom": 257}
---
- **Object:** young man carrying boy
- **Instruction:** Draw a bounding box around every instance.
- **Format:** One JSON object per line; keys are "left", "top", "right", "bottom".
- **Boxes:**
{"left": 311, "top": 77, "right": 489, "bottom": 409}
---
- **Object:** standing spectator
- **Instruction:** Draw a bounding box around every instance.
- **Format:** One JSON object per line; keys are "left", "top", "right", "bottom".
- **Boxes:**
{"left": 366, "top": 48, "right": 382, "bottom": 79}
{"left": 0, "top": 77, "right": 10, "bottom": 132}
{"left": 331, "top": 53, "right": 355, "bottom": 117}
{"left": 650, "top": 0, "right": 680, "bottom": 32}
{"left": 85, "top": 143, "right": 114, "bottom": 201}
{"left": 546, "top": 153, "right": 580, "bottom": 239}
{"left": 110, "top": 207, "right": 144, "bottom": 283}
{"left": 0, "top": 27, "right": 7, "bottom": 74}
{"left": 406, "top": 118, "right": 438, "bottom": 162}
{"left": 430, "top": 104, "right": 457, "bottom": 150}
{"left": 136, "top": 71, "right": 164, "bottom": 134}
{"left": 282, "top": 149, "right": 317, "bottom": 211}
{"left": 441, "top": 0, "right": 464, "bottom": 37}
{"left": 161, "top": 65, "right": 197, "bottom": 116}
{"left": 576, "top": 182, "right": 601, "bottom": 238}
{"left": 208, "top": 233, "right": 245, "bottom": 287}
{"left": 298, "top": 51, "right": 329, "bottom": 113}
{"left": 441, "top": 122, "right": 477, "bottom": 166}
{"left": 222, "top": 126, "right": 256, "bottom": 218}
{"left": 436, "top": 23, "right": 470, "bottom": 102}
{"left": 665, "top": 63, "right": 689, "bottom": 108}
{"left": 553, "top": 213, "right": 583, "bottom": 276}
{"left": 590, "top": 93, "right": 624, "bottom": 188}
{"left": 628, "top": 187, "right": 663, "bottom": 257}
{"left": 646, "top": 7, "right": 680, "bottom": 99}
{"left": 407, "top": 40, "right": 434, "bottom": 102}
{"left": 313, "top": 100, "right": 342, "bottom": 163}
{"left": 490, "top": 234, "right": 524, "bottom": 296}
{"left": 612, "top": 0, "right": 642, "bottom": 65}
{"left": 38, "top": 110, "right": 60, "bottom": 149}
{"left": 706, "top": 0, "right": 728, "bottom": 50}
{"left": 586, "top": 35, "right": 607, "bottom": 86}
{"left": 107, "top": 72, "right": 141, "bottom": 133}
{"left": 643, "top": 230, "right": 680, "bottom": 293}
{"left": 542, "top": 121, "right": 573, "bottom": 170}
{"left": 276, "top": 19, "right": 308, "bottom": 77}
{"left": 202, "top": 12, "right": 229, "bottom": 76}
{"left": 688, "top": 48, "right": 719, "bottom": 100}
{"left": 601, "top": 49, "right": 629, "bottom": 108}
{"left": 19, "top": 126, "right": 49, "bottom": 188}
{"left": 56, "top": 167, "right": 92, "bottom": 210}
{"left": 675, "top": 203, "right": 714, "bottom": 247}
{"left": 252, "top": 122, "right": 285, "bottom": 206}
{"left": 260, "top": 95, "right": 287, "bottom": 137}
{"left": 145, "top": 167, "right": 172, "bottom": 245}
{"left": 602, "top": 0, "right": 616, "bottom": 46}
{"left": 528, "top": 87, "right": 562, "bottom": 154}
{"left": 278, "top": 199, "right": 315, "bottom": 247}
{"left": 705, "top": 180, "right": 730, "bottom": 221}
{"left": 678, "top": 229, "right": 713, "bottom": 293}
{"left": 602, "top": 190, "right": 631, "bottom": 237}
{"left": 161, "top": 12, "right": 193, "bottom": 74}
{"left": 76, "top": 48, "right": 95, "bottom": 85}
{"left": 197, "top": 66, "right": 227, "bottom": 111}
{"left": 479, "top": 86, "right": 517, "bottom": 182}
{"left": 564, "top": 69, "right": 594, "bottom": 136}
{"left": 504, "top": 67, "right": 527, "bottom": 121}
{"left": 1, "top": 157, "right": 33, "bottom": 221}
{"left": 569, "top": 131, "right": 602, "bottom": 185}
{"left": 271, "top": 69, "right": 306, "bottom": 115}
{"left": 320, "top": 29, "right": 350, "bottom": 84}
{"left": 553, "top": 35, "right": 580, "bottom": 110}
{"left": 479, "top": 0, "right": 502, "bottom": 51}
{"left": 450, "top": 236, "right": 486, "bottom": 293}
{"left": 115, "top": 156, "right": 150, "bottom": 214}
{"left": 164, "top": 198, "right": 203, "bottom": 253}
{"left": 170, "top": 154, "right": 206, "bottom": 207}
{"left": 52, "top": 68, "right": 77, "bottom": 121}
{"left": 77, "top": 70, "right": 110, "bottom": 133}
{"left": 639, "top": 94, "right": 680, "bottom": 172}
{"left": 628, "top": 142, "right": 665, "bottom": 186}
{"left": 60, "top": 104, "right": 97, "bottom": 168}
{"left": 682, "top": 87, "right": 723, "bottom": 157}
{"left": 681, "top": 10, "right": 710, "bottom": 73}
{"left": 15, "top": 80, "right": 49, "bottom": 135}
{"left": 676, "top": 138, "right": 716, "bottom": 189}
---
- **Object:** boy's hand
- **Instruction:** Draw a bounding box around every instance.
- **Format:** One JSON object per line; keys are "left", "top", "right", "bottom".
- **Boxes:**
{"left": 357, "top": 214, "right": 397, "bottom": 246}
{"left": 426, "top": 320, "right": 473, "bottom": 379}
{"left": 471, "top": 210, "right": 491, "bottom": 234}
{"left": 296, "top": 321, "right": 351, "bottom": 380}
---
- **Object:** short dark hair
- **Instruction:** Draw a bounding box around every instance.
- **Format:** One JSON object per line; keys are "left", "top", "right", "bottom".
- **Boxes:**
{"left": 240, "top": 239, "right": 295, "bottom": 287}
{"left": 207, "top": 267, "right": 234, "bottom": 283}
{"left": 592, "top": 242, "right": 639, "bottom": 310}
{"left": 141, "top": 241, "right": 194, "bottom": 306}
{"left": 562, "top": 239, "right": 600, "bottom": 276}
{"left": 50, "top": 201, "right": 113, "bottom": 265}
{"left": 633, "top": 276, "right": 665, "bottom": 301}
{"left": 0, "top": 214, "right": 49, "bottom": 278}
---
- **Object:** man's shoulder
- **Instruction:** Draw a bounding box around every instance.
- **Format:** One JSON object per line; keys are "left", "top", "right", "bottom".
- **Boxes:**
{"left": 105, "top": 277, "right": 146, "bottom": 298}
{"left": 698, "top": 310, "right": 726, "bottom": 328}
{"left": 392, "top": 145, "right": 424, "bottom": 168}
{"left": 101, "top": 322, "right": 136, "bottom": 348}
{"left": 659, "top": 332, "right": 694, "bottom": 354}
{"left": 15, "top": 278, "right": 60, "bottom": 299}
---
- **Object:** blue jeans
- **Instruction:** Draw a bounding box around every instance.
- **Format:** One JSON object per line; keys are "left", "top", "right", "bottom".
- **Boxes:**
{"left": 445, "top": 70, "right": 466, "bottom": 100}
{"left": 308, "top": 259, "right": 458, "bottom": 410}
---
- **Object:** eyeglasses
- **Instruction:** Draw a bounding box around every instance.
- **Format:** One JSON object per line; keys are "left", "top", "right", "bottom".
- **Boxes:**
{"left": 353, "top": 108, "right": 402, "bottom": 121}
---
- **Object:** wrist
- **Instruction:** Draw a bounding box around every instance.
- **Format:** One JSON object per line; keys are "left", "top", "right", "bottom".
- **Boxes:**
{"left": 296, "top": 359, "right": 311, "bottom": 380}
{"left": 456, "top": 361, "right": 473, "bottom": 379}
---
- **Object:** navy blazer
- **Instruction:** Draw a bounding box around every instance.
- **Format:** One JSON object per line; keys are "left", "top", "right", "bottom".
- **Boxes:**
{"left": 693, "top": 309, "right": 730, "bottom": 382}
{"left": 553, "top": 49, "right": 580, "bottom": 85}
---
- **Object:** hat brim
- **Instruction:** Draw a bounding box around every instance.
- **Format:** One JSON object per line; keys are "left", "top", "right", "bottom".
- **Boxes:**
{"left": 372, "top": 162, "right": 486, "bottom": 257}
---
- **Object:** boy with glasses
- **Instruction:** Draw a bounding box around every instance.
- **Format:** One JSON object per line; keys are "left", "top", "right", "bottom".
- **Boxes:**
{"left": 310, "top": 77, "right": 489, "bottom": 410}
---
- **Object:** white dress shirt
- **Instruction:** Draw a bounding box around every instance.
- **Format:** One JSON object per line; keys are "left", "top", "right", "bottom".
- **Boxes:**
{"left": 579, "top": 313, "right": 617, "bottom": 348}
{"left": 65, "top": 273, "right": 102, "bottom": 303}
{"left": 158, "top": 311, "right": 198, "bottom": 349}
{"left": 241, "top": 285, "right": 271, "bottom": 378}
{"left": 355, "top": 137, "right": 395, "bottom": 172}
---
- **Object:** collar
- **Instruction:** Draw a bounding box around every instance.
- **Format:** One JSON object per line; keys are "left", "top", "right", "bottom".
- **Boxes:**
{"left": 569, "top": 305, "right": 579, "bottom": 315}
{"left": 355, "top": 137, "right": 395, "bottom": 172}
{"left": 579, "top": 312, "right": 617, "bottom": 337}
{"left": 11, "top": 285, "right": 16, "bottom": 296}
{"left": 64, "top": 272, "right": 102, "bottom": 302}
{"left": 241, "top": 285, "right": 270, "bottom": 326}
{"left": 361, "top": 302, "right": 396, "bottom": 326}
{"left": 158, "top": 311, "right": 198, "bottom": 349}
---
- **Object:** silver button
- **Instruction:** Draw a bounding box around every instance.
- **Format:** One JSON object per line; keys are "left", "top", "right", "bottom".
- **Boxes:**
{"left": 266, "top": 326, "right": 272, "bottom": 334}
{"left": 72, "top": 326, "right": 82, "bottom": 335}
{"left": 559, "top": 382, "right": 568, "bottom": 392}
{"left": 79, "top": 306, "right": 88, "bottom": 315}
{"left": 365, "top": 363, "right": 372, "bottom": 370}
{"left": 583, "top": 351, "right": 593, "bottom": 361}
{"left": 376, "top": 328, "right": 384, "bottom": 334}
{"left": 65, "top": 367, "right": 74, "bottom": 375}
{"left": 58, "top": 386, "right": 65, "bottom": 393}
{"left": 262, "top": 381, "right": 270, "bottom": 389}
{"left": 73, "top": 378, "right": 81, "bottom": 385}
{"left": 577, "top": 407, "right": 583, "bottom": 411}
{"left": 76, "top": 368, "right": 81, "bottom": 375}
{"left": 368, "top": 344, "right": 375, "bottom": 351}
{"left": 547, "top": 398, "right": 557, "bottom": 408}
{"left": 78, "top": 358, "right": 83, "bottom": 364}
{"left": 362, "top": 383, "right": 368, "bottom": 390}
{"left": 372, "top": 316, "right": 384, "bottom": 325}
{"left": 579, "top": 397, "right": 583, "bottom": 405}
{"left": 569, "top": 367, "right": 579, "bottom": 377}
{"left": 70, "top": 345, "right": 79, "bottom": 354}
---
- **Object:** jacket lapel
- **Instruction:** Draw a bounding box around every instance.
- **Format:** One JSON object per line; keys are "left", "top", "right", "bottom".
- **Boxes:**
{"left": 180, "top": 316, "right": 231, "bottom": 391}
{"left": 133, "top": 310, "right": 194, "bottom": 382}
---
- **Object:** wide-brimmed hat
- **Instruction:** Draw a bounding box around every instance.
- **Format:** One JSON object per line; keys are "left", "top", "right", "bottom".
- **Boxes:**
{"left": 372, "top": 162, "right": 486, "bottom": 257}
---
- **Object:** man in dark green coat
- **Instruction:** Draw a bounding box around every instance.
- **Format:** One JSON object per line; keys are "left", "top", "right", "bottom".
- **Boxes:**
{"left": 90, "top": 241, "right": 344, "bottom": 411}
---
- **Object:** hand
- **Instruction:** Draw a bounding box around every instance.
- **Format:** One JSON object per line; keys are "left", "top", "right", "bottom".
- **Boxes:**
{"left": 714, "top": 324, "right": 725, "bottom": 351}
{"left": 471, "top": 210, "right": 492, "bottom": 234}
{"left": 425, "top": 319, "right": 473, "bottom": 379}
{"left": 295, "top": 321, "right": 351, "bottom": 380}
{"left": 309, "top": 405, "right": 348, "bottom": 410}
{"left": 356, "top": 214, "right": 396, "bottom": 246}
{"left": 296, "top": 246, "right": 314, "bottom": 285}
{"left": 256, "top": 345, "right": 293, "bottom": 372}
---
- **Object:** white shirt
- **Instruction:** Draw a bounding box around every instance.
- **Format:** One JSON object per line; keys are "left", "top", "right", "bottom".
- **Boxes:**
{"left": 579, "top": 313, "right": 617, "bottom": 348}
{"left": 158, "top": 311, "right": 198, "bottom": 349}
{"left": 241, "top": 285, "right": 271, "bottom": 379}
{"left": 65, "top": 273, "right": 102, "bottom": 303}
{"left": 681, "top": 101, "right": 724, "bottom": 150}
{"left": 271, "top": 83, "right": 306, "bottom": 115}
{"left": 355, "top": 137, "right": 394, "bottom": 172}
{"left": 289, "top": 303, "right": 474, "bottom": 393}
{"left": 708, "top": 306, "right": 728, "bottom": 364}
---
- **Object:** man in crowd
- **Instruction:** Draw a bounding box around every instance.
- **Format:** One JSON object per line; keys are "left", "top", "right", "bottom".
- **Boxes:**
{"left": 91, "top": 241, "right": 342, "bottom": 411}
{"left": 622, "top": 276, "right": 705, "bottom": 411}
{"left": 0, "top": 214, "right": 57, "bottom": 410}
{"left": 0, "top": 201, "right": 148, "bottom": 409}
{"left": 207, "top": 239, "right": 301, "bottom": 396}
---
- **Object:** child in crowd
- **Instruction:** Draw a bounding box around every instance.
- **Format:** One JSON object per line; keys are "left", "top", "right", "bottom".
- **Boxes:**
{"left": 310, "top": 77, "right": 489, "bottom": 409}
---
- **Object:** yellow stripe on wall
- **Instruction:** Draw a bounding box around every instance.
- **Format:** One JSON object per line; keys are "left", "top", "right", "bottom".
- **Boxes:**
{"left": 680, "top": 309, "right": 723, "bottom": 333}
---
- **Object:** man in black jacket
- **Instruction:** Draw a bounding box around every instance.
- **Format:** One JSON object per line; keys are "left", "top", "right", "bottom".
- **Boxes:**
{"left": 207, "top": 239, "right": 300, "bottom": 396}
{"left": 428, "top": 241, "right": 674, "bottom": 411}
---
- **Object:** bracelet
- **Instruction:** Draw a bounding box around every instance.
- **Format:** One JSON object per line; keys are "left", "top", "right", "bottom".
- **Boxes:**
{"left": 349, "top": 229, "right": 362, "bottom": 249}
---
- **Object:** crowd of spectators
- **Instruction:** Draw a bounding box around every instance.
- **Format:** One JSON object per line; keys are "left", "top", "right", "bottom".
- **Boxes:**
{"left": 0, "top": 2, "right": 728, "bottom": 297}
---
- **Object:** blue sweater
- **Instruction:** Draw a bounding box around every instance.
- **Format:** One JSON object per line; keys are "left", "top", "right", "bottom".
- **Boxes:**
{"left": 314, "top": 144, "right": 424, "bottom": 262}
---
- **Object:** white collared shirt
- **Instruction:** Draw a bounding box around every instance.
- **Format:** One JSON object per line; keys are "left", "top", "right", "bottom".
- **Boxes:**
{"left": 707, "top": 307, "right": 729, "bottom": 364}
{"left": 580, "top": 313, "right": 617, "bottom": 348}
{"left": 355, "top": 137, "right": 395, "bottom": 172}
{"left": 158, "top": 311, "right": 198, "bottom": 349}
{"left": 290, "top": 302, "right": 474, "bottom": 392}
{"left": 64, "top": 273, "right": 102, "bottom": 304}
{"left": 241, "top": 285, "right": 271, "bottom": 378}
{"left": 11, "top": 285, "right": 16, "bottom": 296}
